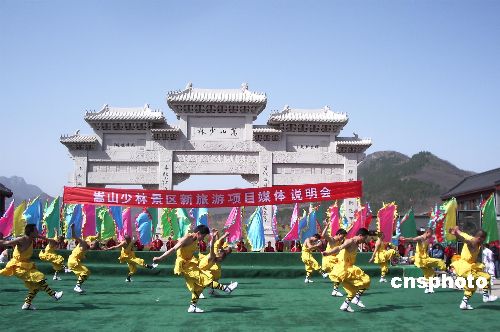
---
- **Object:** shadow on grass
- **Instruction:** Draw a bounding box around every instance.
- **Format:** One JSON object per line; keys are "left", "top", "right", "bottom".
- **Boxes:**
{"left": 478, "top": 305, "right": 500, "bottom": 311}
{"left": 40, "top": 303, "right": 104, "bottom": 311}
{"left": 225, "top": 294, "right": 264, "bottom": 298}
{"left": 1, "top": 289, "right": 24, "bottom": 293}
{"left": 362, "top": 304, "right": 423, "bottom": 313}
{"left": 92, "top": 291, "right": 141, "bottom": 295}
{"left": 209, "top": 305, "right": 275, "bottom": 313}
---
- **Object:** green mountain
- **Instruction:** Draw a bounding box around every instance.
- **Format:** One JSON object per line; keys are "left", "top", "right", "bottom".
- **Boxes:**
{"left": 358, "top": 151, "right": 474, "bottom": 214}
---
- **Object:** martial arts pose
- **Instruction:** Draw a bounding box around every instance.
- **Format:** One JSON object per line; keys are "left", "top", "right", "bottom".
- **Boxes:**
{"left": 322, "top": 228, "right": 371, "bottom": 313}
{"left": 321, "top": 225, "right": 347, "bottom": 296}
{"left": 153, "top": 225, "right": 238, "bottom": 313}
{"left": 369, "top": 232, "right": 398, "bottom": 282}
{"left": 302, "top": 234, "right": 329, "bottom": 283}
{"left": 400, "top": 228, "right": 446, "bottom": 293}
{"left": 38, "top": 232, "right": 66, "bottom": 281}
{"left": 198, "top": 230, "right": 233, "bottom": 297}
{"left": 68, "top": 225, "right": 95, "bottom": 294}
{"left": 0, "top": 224, "right": 63, "bottom": 310}
{"left": 104, "top": 235, "right": 157, "bottom": 282}
{"left": 449, "top": 226, "right": 497, "bottom": 310}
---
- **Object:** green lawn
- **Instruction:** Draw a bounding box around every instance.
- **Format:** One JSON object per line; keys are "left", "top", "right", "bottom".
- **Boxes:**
{"left": 1, "top": 272, "right": 498, "bottom": 331}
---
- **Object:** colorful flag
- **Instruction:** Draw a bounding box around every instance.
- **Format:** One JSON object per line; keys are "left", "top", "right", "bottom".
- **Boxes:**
{"left": 161, "top": 208, "right": 179, "bottom": 239}
{"left": 190, "top": 207, "right": 209, "bottom": 227}
{"left": 442, "top": 198, "right": 457, "bottom": 241}
{"left": 377, "top": 202, "right": 397, "bottom": 243}
{"left": 271, "top": 205, "right": 279, "bottom": 240}
{"left": 176, "top": 208, "right": 192, "bottom": 237}
{"left": 283, "top": 205, "right": 300, "bottom": 241}
{"left": 137, "top": 209, "right": 153, "bottom": 245}
{"left": 0, "top": 200, "right": 14, "bottom": 236}
{"left": 97, "top": 206, "right": 115, "bottom": 240}
{"left": 400, "top": 208, "right": 417, "bottom": 238}
{"left": 122, "top": 207, "right": 133, "bottom": 239}
{"left": 13, "top": 201, "right": 27, "bottom": 236}
{"left": 299, "top": 206, "right": 316, "bottom": 244}
{"left": 290, "top": 203, "right": 298, "bottom": 227}
{"left": 364, "top": 203, "right": 373, "bottom": 228}
{"left": 82, "top": 204, "right": 96, "bottom": 238}
{"left": 347, "top": 206, "right": 364, "bottom": 238}
{"left": 481, "top": 194, "right": 499, "bottom": 246}
{"left": 23, "top": 197, "right": 43, "bottom": 232}
{"left": 224, "top": 207, "right": 242, "bottom": 244}
{"left": 43, "top": 197, "right": 60, "bottom": 238}
{"left": 328, "top": 203, "right": 340, "bottom": 236}
{"left": 109, "top": 206, "right": 123, "bottom": 229}
{"left": 65, "top": 204, "right": 82, "bottom": 238}
{"left": 246, "top": 207, "right": 265, "bottom": 251}
{"left": 148, "top": 208, "right": 158, "bottom": 234}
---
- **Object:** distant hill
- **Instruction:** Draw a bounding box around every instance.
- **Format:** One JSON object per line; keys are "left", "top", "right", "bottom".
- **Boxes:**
{"left": 0, "top": 176, "right": 53, "bottom": 206}
{"left": 358, "top": 151, "right": 474, "bottom": 214}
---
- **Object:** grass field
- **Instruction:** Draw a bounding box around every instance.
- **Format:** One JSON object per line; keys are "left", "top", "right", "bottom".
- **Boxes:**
{"left": 1, "top": 271, "right": 499, "bottom": 331}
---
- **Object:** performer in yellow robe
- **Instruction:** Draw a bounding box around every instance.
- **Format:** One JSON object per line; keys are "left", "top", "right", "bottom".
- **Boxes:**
{"left": 154, "top": 225, "right": 238, "bottom": 313}
{"left": 321, "top": 224, "right": 347, "bottom": 296}
{"left": 67, "top": 225, "right": 96, "bottom": 294}
{"left": 39, "top": 235, "right": 66, "bottom": 281}
{"left": 401, "top": 228, "right": 446, "bottom": 293}
{"left": 369, "top": 232, "right": 398, "bottom": 282}
{"left": 198, "top": 230, "right": 232, "bottom": 297}
{"left": 302, "top": 234, "right": 328, "bottom": 283}
{"left": 0, "top": 224, "right": 63, "bottom": 310}
{"left": 104, "top": 235, "right": 157, "bottom": 282}
{"left": 449, "top": 226, "right": 498, "bottom": 310}
{"left": 323, "top": 228, "right": 371, "bottom": 313}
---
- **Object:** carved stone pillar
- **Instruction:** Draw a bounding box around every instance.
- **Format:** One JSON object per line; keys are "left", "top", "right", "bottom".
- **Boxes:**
{"left": 344, "top": 155, "right": 358, "bottom": 222}
{"left": 259, "top": 151, "right": 274, "bottom": 246}
{"left": 73, "top": 150, "right": 88, "bottom": 187}
{"left": 159, "top": 150, "right": 173, "bottom": 190}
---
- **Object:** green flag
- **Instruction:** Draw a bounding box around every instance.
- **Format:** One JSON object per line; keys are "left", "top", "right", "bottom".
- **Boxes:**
{"left": 43, "top": 197, "right": 60, "bottom": 238}
{"left": 97, "top": 206, "right": 115, "bottom": 240}
{"left": 161, "top": 208, "right": 179, "bottom": 239}
{"left": 400, "top": 208, "right": 417, "bottom": 237}
{"left": 481, "top": 194, "right": 499, "bottom": 244}
{"left": 148, "top": 208, "right": 159, "bottom": 235}
{"left": 176, "top": 208, "right": 191, "bottom": 237}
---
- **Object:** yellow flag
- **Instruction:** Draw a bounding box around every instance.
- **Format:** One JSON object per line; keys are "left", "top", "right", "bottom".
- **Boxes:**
{"left": 13, "top": 201, "right": 27, "bottom": 236}
{"left": 443, "top": 198, "right": 457, "bottom": 241}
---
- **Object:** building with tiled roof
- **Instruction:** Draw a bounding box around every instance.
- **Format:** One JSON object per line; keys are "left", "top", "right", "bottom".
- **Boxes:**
{"left": 167, "top": 83, "right": 267, "bottom": 119}
{"left": 442, "top": 168, "right": 500, "bottom": 213}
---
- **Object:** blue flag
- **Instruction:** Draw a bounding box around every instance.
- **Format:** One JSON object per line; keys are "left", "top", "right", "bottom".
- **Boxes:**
{"left": 108, "top": 206, "right": 123, "bottom": 231}
{"left": 246, "top": 207, "right": 265, "bottom": 251}
{"left": 23, "top": 197, "right": 43, "bottom": 232}
{"left": 298, "top": 209, "right": 316, "bottom": 244}
{"left": 190, "top": 207, "right": 209, "bottom": 227}
{"left": 65, "top": 204, "right": 82, "bottom": 239}
{"left": 136, "top": 211, "right": 152, "bottom": 245}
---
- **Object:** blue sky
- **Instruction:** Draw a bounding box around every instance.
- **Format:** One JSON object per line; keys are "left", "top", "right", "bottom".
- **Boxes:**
{"left": 0, "top": 0, "right": 499, "bottom": 196}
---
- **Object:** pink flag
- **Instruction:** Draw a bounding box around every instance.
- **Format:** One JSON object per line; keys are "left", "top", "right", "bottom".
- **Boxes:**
{"left": 377, "top": 203, "right": 397, "bottom": 242}
{"left": 82, "top": 204, "right": 96, "bottom": 238}
{"left": 122, "top": 207, "right": 133, "bottom": 240}
{"left": 290, "top": 203, "right": 298, "bottom": 227}
{"left": 347, "top": 205, "right": 365, "bottom": 238}
{"left": 0, "top": 200, "right": 15, "bottom": 236}
{"left": 284, "top": 204, "right": 300, "bottom": 241}
{"left": 328, "top": 204, "right": 340, "bottom": 236}
{"left": 224, "top": 207, "right": 242, "bottom": 243}
{"left": 364, "top": 203, "right": 373, "bottom": 228}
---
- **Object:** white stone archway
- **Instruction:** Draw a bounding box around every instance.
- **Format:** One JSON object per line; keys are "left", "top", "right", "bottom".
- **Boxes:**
{"left": 61, "top": 83, "right": 371, "bottom": 242}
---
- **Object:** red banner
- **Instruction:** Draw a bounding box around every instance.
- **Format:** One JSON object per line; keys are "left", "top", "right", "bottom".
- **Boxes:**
{"left": 63, "top": 181, "right": 362, "bottom": 208}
